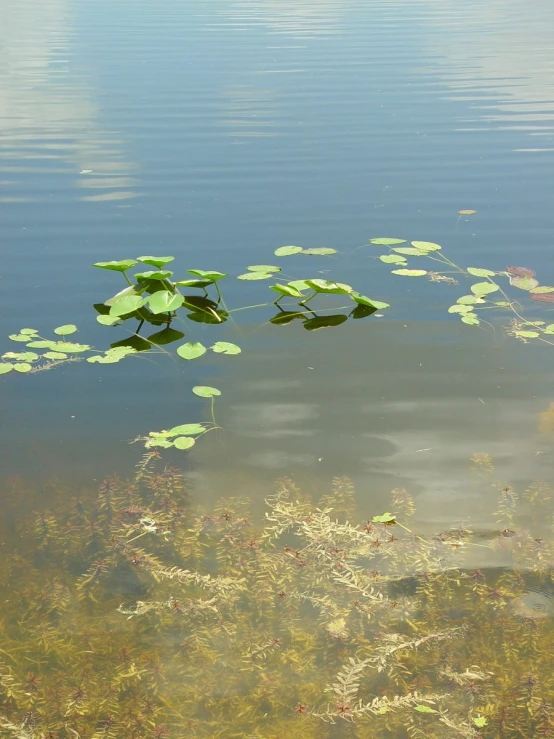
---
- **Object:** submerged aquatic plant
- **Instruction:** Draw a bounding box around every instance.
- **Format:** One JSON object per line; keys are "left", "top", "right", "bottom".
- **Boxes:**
{"left": 1, "top": 455, "right": 554, "bottom": 738}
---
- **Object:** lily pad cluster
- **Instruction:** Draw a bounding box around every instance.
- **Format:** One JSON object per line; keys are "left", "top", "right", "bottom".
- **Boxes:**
{"left": 1, "top": 326, "right": 91, "bottom": 374}
{"left": 371, "top": 238, "right": 554, "bottom": 344}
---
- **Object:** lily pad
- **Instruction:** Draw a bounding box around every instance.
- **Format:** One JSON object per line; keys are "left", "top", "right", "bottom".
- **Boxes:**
{"left": 410, "top": 241, "right": 441, "bottom": 251}
{"left": 391, "top": 269, "right": 427, "bottom": 277}
{"left": 380, "top": 255, "right": 407, "bottom": 265}
{"left": 274, "top": 246, "right": 303, "bottom": 256}
{"left": 510, "top": 275, "right": 539, "bottom": 291}
{"left": 470, "top": 282, "right": 499, "bottom": 296}
{"left": 176, "top": 342, "right": 207, "bottom": 360}
{"left": 174, "top": 437, "right": 196, "bottom": 450}
{"left": 301, "top": 248, "right": 337, "bottom": 255}
{"left": 211, "top": 342, "right": 241, "bottom": 355}
{"left": 369, "top": 238, "right": 406, "bottom": 245}
{"left": 192, "top": 386, "right": 221, "bottom": 398}
{"left": 54, "top": 324, "right": 78, "bottom": 336}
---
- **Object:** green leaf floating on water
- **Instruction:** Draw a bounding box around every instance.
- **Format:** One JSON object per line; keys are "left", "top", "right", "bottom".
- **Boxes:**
{"left": 237, "top": 272, "right": 273, "bottom": 280}
{"left": 54, "top": 324, "right": 77, "bottom": 336}
{"left": 9, "top": 334, "right": 33, "bottom": 342}
{"left": 380, "top": 254, "right": 407, "bottom": 265}
{"left": 411, "top": 241, "right": 441, "bottom": 251}
{"left": 148, "top": 290, "right": 183, "bottom": 314}
{"left": 168, "top": 424, "right": 206, "bottom": 436}
{"left": 530, "top": 286, "right": 554, "bottom": 294}
{"left": 414, "top": 705, "right": 438, "bottom": 714}
{"left": 369, "top": 238, "right": 406, "bottom": 245}
{"left": 188, "top": 269, "right": 227, "bottom": 282}
{"left": 177, "top": 342, "right": 207, "bottom": 360}
{"left": 510, "top": 274, "right": 539, "bottom": 291}
{"left": 19, "top": 328, "right": 38, "bottom": 335}
{"left": 13, "top": 363, "right": 32, "bottom": 373}
{"left": 93, "top": 259, "right": 137, "bottom": 272}
{"left": 448, "top": 305, "right": 472, "bottom": 314}
{"left": 467, "top": 267, "right": 496, "bottom": 277}
{"left": 471, "top": 282, "right": 499, "bottom": 296}
{"left": 0, "top": 364, "right": 14, "bottom": 375}
{"left": 247, "top": 265, "right": 281, "bottom": 273}
{"left": 457, "top": 295, "right": 484, "bottom": 305}
{"left": 174, "top": 437, "right": 196, "bottom": 450}
{"left": 211, "top": 341, "right": 241, "bottom": 355}
{"left": 25, "top": 340, "right": 56, "bottom": 349}
{"left": 461, "top": 314, "right": 480, "bottom": 325}
{"left": 274, "top": 245, "right": 303, "bottom": 256}
{"left": 515, "top": 330, "right": 540, "bottom": 339}
{"left": 393, "top": 247, "right": 426, "bottom": 256}
{"left": 53, "top": 342, "right": 91, "bottom": 353}
{"left": 136, "top": 255, "right": 174, "bottom": 268}
{"left": 43, "top": 352, "right": 68, "bottom": 360}
{"left": 391, "top": 269, "right": 427, "bottom": 277}
{"left": 192, "top": 386, "right": 221, "bottom": 397}
{"left": 301, "top": 248, "right": 337, "bottom": 255}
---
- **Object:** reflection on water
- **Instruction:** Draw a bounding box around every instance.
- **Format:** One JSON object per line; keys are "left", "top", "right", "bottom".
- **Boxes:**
{"left": 0, "top": 0, "right": 138, "bottom": 203}
{"left": 222, "top": 0, "right": 346, "bottom": 37}
{"left": 417, "top": 0, "right": 554, "bottom": 141}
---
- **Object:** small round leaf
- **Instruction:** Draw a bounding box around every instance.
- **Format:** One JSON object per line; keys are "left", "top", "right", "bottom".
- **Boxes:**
{"left": 174, "top": 437, "right": 196, "bottom": 450}
{"left": 467, "top": 267, "right": 496, "bottom": 277}
{"left": 136, "top": 255, "right": 175, "bottom": 268}
{"left": 211, "top": 342, "right": 241, "bottom": 355}
{"left": 237, "top": 272, "right": 273, "bottom": 280}
{"left": 54, "top": 324, "right": 78, "bottom": 336}
{"left": 192, "top": 386, "right": 221, "bottom": 398}
{"left": 411, "top": 241, "right": 441, "bottom": 251}
{"left": 391, "top": 269, "right": 427, "bottom": 276}
{"left": 274, "top": 246, "right": 303, "bottom": 257}
{"left": 168, "top": 423, "right": 206, "bottom": 436}
{"left": 369, "top": 238, "right": 406, "bottom": 245}
{"left": 176, "top": 342, "right": 207, "bottom": 360}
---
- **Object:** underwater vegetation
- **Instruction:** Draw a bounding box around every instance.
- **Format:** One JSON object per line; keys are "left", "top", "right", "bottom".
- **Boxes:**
{"left": 1, "top": 454, "right": 554, "bottom": 738}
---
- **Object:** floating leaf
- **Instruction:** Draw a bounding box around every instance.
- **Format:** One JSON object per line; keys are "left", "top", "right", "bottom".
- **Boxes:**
{"left": 393, "top": 247, "right": 426, "bottom": 256}
{"left": 247, "top": 265, "right": 281, "bottom": 273}
{"left": 9, "top": 334, "right": 33, "bottom": 342}
{"left": 109, "top": 295, "right": 146, "bottom": 317}
{"left": 174, "top": 437, "right": 196, "bottom": 450}
{"left": 13, "top": 363, "right": 32, "bottom": 373}
{"left": 461, "top": 314, "right": 480, "bottom": 325}
{"left": 25, "top": 340, "right": 55, "bottom": 349}
{"left": 351, "top": 292, "right": 389, "bottom": 309}
{"left": 270, "top": 284, "right": 304, "bottom": 298}
{"left": 494, "top": 301, "right": 511, "bottom": 307}
{"left": 543, "top": 324, "right": 554, "bottom": 334}
{"left": 43, "top": 352, "right": 68, "bottom": 360}
{"left": 380, "top": 254, "right": 407, "bottom": 265}
{"left": 13, "top": 352, "right": 39, "bottom": 362}
{"left": 97, "top": 315, "right": 124, "bottom": 327}
{"left": 457, "top": 295, "right": 482, "bottom": 305}
{"left": 369, "top": 238, "right": 406, "bottom": 245}
{"left": 53, "top": 342, "right": 91, "bottom": 353}
{"left": 211, "top": 341, "right": 241, "bottom": 355}
{"left": 188, "top": 269, "right": 227, "bottom": 282}
{"left": 274, "top": 246, "right": 303, "bottom": 256}
{"left": 458, "top": 209, "right": 476, "bottom": 216}
{"left": 448, "top": 305, "right": 472, "bottom": 314}
{"left": 530, "top": 292, "right": 554, "bottom": 303}
{"left": 391, "top": 269, "right": 427, "bottom": 277}
{"left": 237, "top": 272, "right": 273, "bottom": 281}
{"left": 411, "top": 241, "right": 441, "bottom": 251}
{"left": 0, "top": 364, "right": 13, "bottom": 375}
{"left": 515, "top": 330, "right": 540, "bottom": 339}
{"left": 145, "top": 438, "right": 173, "bottom": 449}
{"left": 168, "top": 423, "right": 206, "bottom": 436}
{"left": 301, "top": 247, "right": 337, "bottom": 256}
{"left": 506, "top": 266, "right": 535, "bottom": 278}
{"left": 148, "top": 291, "right": 183, "bottom": 314}
{"left": 135, "top": 270, "right": 173, "bottom": 281}
{"left": 414, "top": 705, "right": 438, "bottom": 714}
{"left": 93, "top": 259, "right": 137, "bottom": 272}
{"left": 192, "top": 386, "right": 221, "bottom": 398}
{"left": 510, "top": 275, "right": 539, "bottom": 291}
{"left": 467, "top": 267, "right": 496, "bottom": 277}
{"left": 54, "top": 324, "right": 77, "bottom": 336}
{"left": 471, "top": 282, "right": 499, "bottom": 296}
{"left": 305, "top": 279, "right": 352, "bottom": 294}
{"left": 530, "top": 286, "right": 554, "bottom": 294}
{"left": 372, "top": 513, "right": 396, "bottom": 524}
{"left": 136, "top": 255, "right": 174, "bottom": 268}
{"left": 19, "top": 328, "right": 38, "bottom": 335}
{"left": 176, "top": 342, "right": 207, "bottom": 360}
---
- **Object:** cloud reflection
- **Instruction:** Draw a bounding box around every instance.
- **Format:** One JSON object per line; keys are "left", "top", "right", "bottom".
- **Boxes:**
{"left": 0, "top": 0, "right": 139, "bottom": 203}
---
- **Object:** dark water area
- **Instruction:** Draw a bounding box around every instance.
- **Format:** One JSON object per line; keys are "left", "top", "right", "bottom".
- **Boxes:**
{"left": 1, "top": 1, "right": 554, "bottom": 736}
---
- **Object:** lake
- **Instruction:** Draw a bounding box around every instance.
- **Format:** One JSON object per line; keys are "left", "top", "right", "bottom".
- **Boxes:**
{"left": 1, "top": 0, "right": 554, "bottom": 736}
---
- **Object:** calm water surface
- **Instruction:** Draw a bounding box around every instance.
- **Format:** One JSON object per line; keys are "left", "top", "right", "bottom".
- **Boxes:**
{"left": 1, "top": 1, "right": 554, "bottom": 732}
